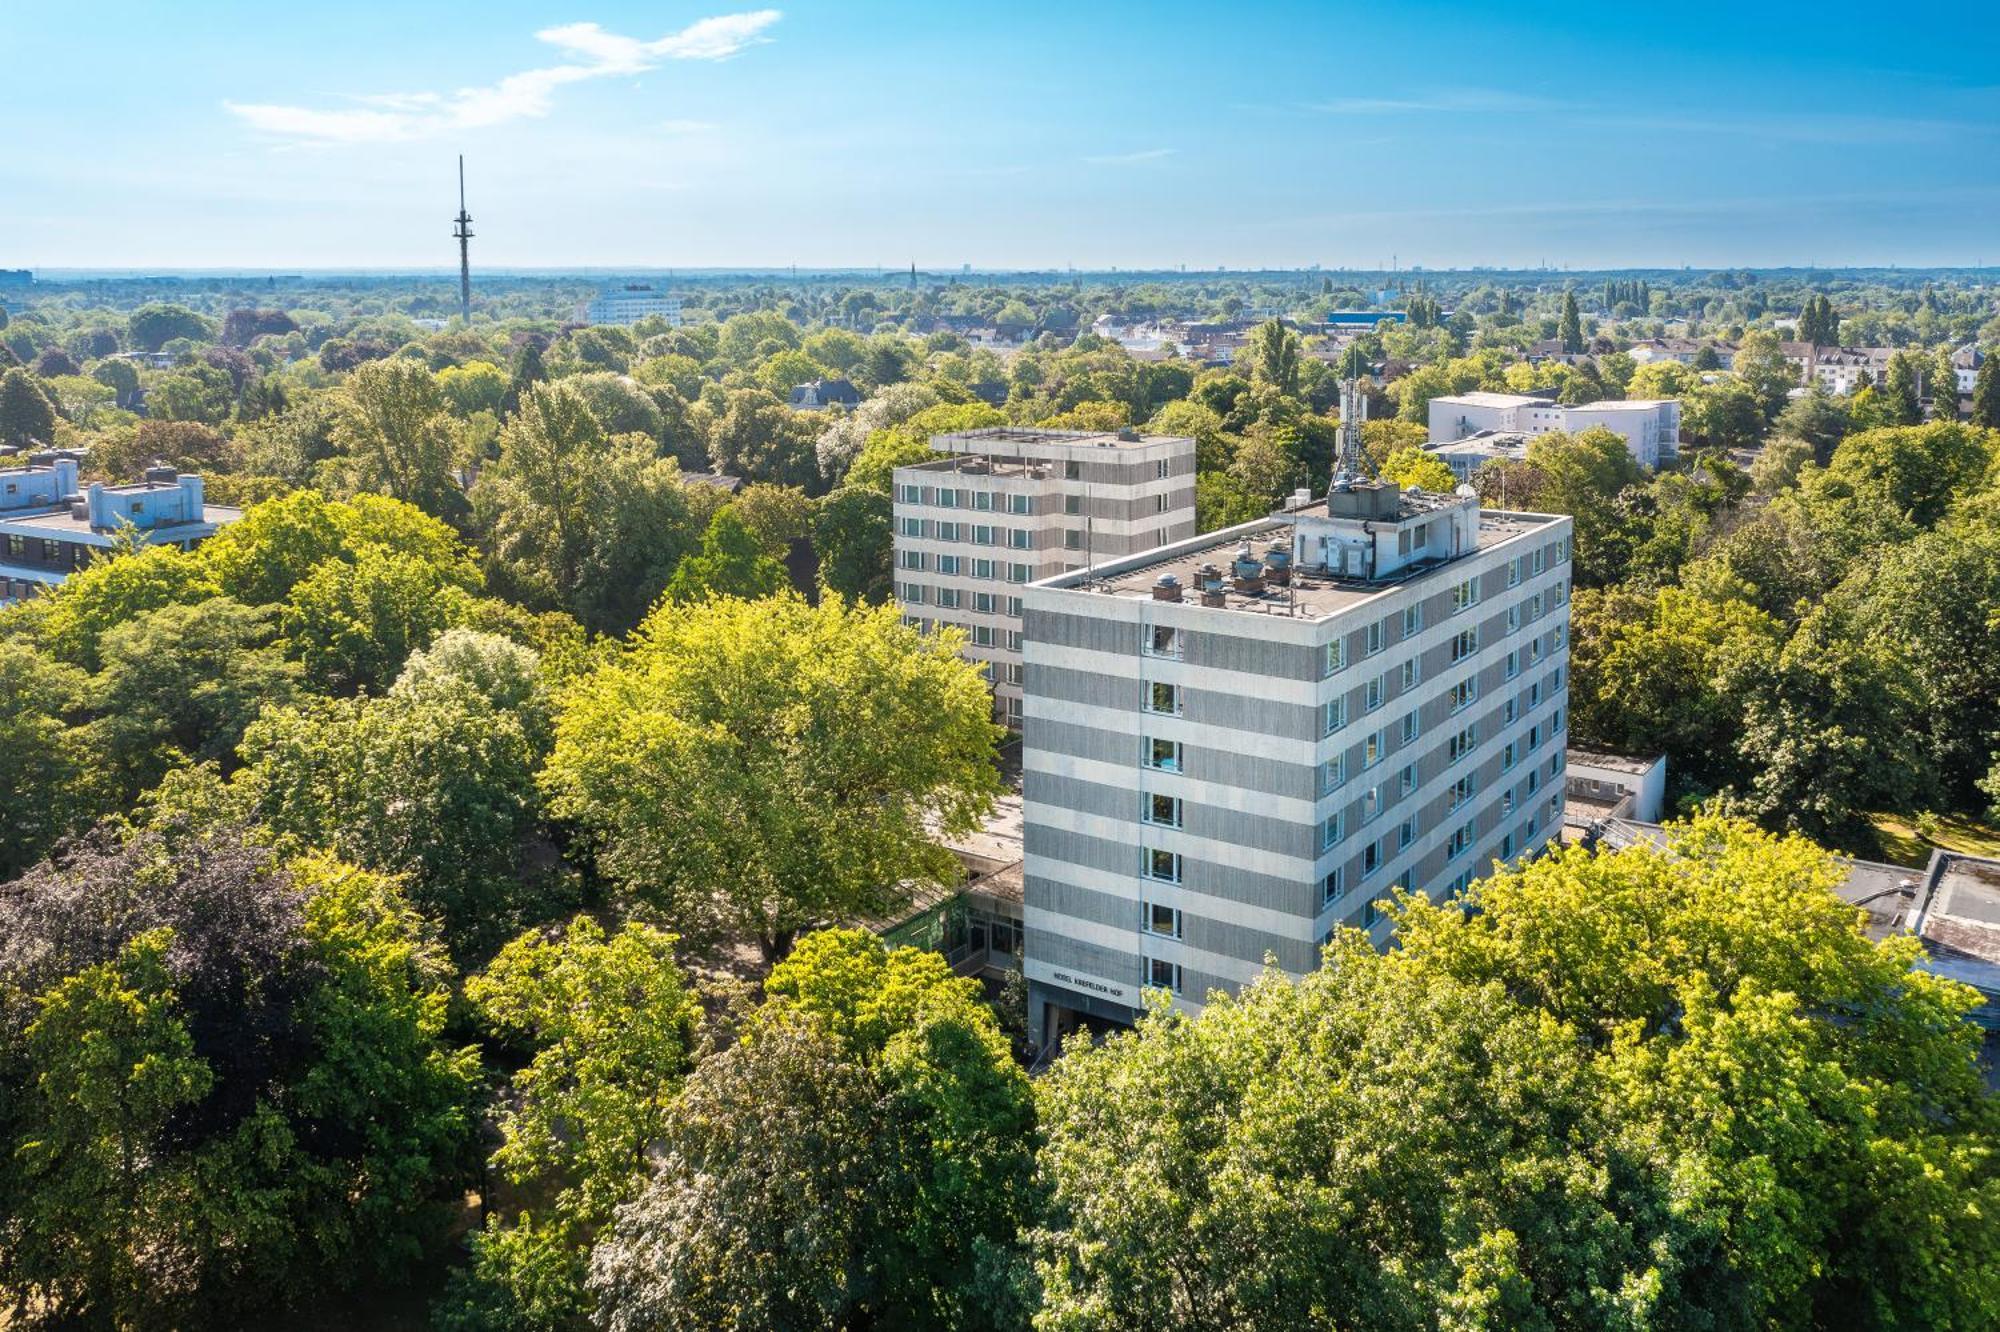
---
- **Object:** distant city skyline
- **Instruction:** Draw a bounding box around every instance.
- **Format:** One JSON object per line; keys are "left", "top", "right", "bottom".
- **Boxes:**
{"left": 5, "top": 1, "right": 1997, "bottom": 270}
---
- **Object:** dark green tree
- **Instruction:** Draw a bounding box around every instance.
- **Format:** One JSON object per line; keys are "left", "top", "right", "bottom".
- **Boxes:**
{"left": 1558, "top": 289, "right": 1584, "bottom": 353}
{"left": 0, "top": 366, "right": 57, "bottom": 448}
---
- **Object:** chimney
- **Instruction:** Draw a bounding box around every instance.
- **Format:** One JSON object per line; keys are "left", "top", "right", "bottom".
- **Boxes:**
{"left": 1263, "top": 541, "right": 1293, "bottom": 586}
{"left": 53, "top": 456, "right": 78, "bottom": 498}
{"left": 1196, "top": 562, "right": 1227, "bottom": 607}
{"left": 1151, "top": 574, "right": 1183, "bottom": 602}
{"left": 179, "top": 473, "right": 204, "bottom": 517}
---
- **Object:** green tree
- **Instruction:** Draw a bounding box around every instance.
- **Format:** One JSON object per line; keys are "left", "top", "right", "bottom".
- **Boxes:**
{"left": 1733, "top": 328, "right": 1797, "bottom": 419}
{"left": 1558, "top": 289, "right": 1583, "bottom": 353}
{"left": 707, "top": 387, "right": 821, "bottom": 491}
{"left": 812, "top": 485, "right": 893, "bottom": 602}
{"left": 127, "top": 303, "right": 212, "bottom": 351}
{"left": 280, "top": 545, "right": 469, "bottom": 694}
{"left": 542, "top": 595, "right": 1002, "bottom": 959}
{"left": 0, "top": 641, "right": 89, "bottom": 877}
{"left": 441, "top": 918, "right": 700, "bottom": 1330}
{"left": 0, "top": 829, "right": 477, "bottom": 1328}
{"left": 1933, "top": 346, "right": 1962, "bottom": 421}
{"left": 0, "top": 366, "right": 57, "bottom": 447}
{"left": 38, "top": 542, "right": 219, "bottom": 670}
{"left": 590, "top": 930, "right": 1036, "bottom": 1332}
{"left": 1973, "top": 351, "right": 2000, "bottom": 430}
{"left": 1883, "top": 350, "right": 1926, "bottom": 426}
{"left": 663, "top": 507, "right": 788, "bottom": 603}
{"left": 476, "top": 381, "right": 604, "bottom": 610}
{"left": 1520, "top": 427, "right": 1645, "bottom": 586}
{"left": 1377, "top": 445, "right": 1456, "bottom": 492}
{"left": 333, "top": 359, "right": 468, "bottom": 524}
{"left": 1034, "top": 818, "right": 1998, "bottom": 1332}
{"left": 1242, "top": 319, "right": 1301, "bottom": 396}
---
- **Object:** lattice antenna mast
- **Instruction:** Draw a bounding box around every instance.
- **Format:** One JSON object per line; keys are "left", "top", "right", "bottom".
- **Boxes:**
{"left": 1331, "top": 377, "right": 1373, "bottom": 490}
{"left": 453, "top": 156, "right": 474, "bottom": 324}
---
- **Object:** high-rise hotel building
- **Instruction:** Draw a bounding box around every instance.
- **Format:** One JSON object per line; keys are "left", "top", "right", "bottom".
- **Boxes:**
{"left": 892, "top": 427, "right": 1196, "bottom": 726}
{"left": 1018, "top": 476, "right": 1573, "bottom": 1046}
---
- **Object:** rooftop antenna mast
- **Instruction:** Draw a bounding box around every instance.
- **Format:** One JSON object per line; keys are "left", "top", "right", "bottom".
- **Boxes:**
{"left": 453, "top": 156, "right": 473, "bottom": 324}
{"left": 1331, "top": 377, "right": 1373, "bottom": 491}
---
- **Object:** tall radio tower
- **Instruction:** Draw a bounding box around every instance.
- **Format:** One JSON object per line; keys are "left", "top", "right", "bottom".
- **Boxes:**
{"left": 452, "top": 156, "right": 473, "bottom": 324}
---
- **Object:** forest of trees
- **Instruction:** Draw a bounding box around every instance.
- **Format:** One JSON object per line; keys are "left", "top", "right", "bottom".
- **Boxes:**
{"left": 1, "top": 268, "right": 1996, "bottom": 1326}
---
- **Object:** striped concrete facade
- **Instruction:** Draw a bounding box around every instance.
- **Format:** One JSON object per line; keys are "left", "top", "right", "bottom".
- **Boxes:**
{"left": 893, "top": 429, "right": 1196, "bottom": 726}
{"left": 1020, "top": 510, "right": 1574, "bottom": 1044}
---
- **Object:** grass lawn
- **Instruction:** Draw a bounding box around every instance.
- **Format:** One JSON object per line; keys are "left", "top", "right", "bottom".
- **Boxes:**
{"left": 1869, "top": 813, "right": 2000, "bottom": 867}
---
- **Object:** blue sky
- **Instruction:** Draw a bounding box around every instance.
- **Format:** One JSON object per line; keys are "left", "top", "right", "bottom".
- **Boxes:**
{"left": 4, "top": 1, "right": 1997, "bottom": 270}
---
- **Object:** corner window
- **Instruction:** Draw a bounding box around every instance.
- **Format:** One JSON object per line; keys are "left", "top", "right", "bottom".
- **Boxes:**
{"left": 1145, "top": 625, "right": 1182, "bottom": 659}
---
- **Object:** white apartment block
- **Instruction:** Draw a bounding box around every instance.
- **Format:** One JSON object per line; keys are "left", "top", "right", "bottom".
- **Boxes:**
{"left": 1019, "top": 478, "right": 1573, "bottom": 1048}
{"left": 578, "top": 285, "right": 683, "bottom": 327}
{"left": 893, "top": 427, "right": 1197, "bottom": 726}
{"left": 1427, "top": 391, "right": 1679, "bottom": 468}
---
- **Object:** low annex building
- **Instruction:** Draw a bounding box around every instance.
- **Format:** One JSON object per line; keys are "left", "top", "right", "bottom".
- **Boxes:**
{"left": 1, "top": 451, "right": 241, "bottom": 604}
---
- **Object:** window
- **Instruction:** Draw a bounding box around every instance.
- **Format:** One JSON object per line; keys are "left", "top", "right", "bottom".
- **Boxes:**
{"left": 1446, "top": 821, "right": 1475, "bottom": 860}
{"left": 1144, "top": 902, "right": 1182, "bottom": 938}
{"left": 1323, "top": 639, "right": 1347, "bottom": 676}
{"left": 973, "top": 592, "right": 996, "bottom": 614}
{"left": 1144, "top": 793, "right": 1183, "bottom": 827}
{"left": 1450, "top": 627, "right": 1478, "bottom": 663}
{"left": 1530, "top": 681, "right": 1542, "bottom": 708}
{"left": 1145, "top": 738, "right": 1182, "bottom": 772}
{"left": 1009, "top": 529, "right": 1031, "bottom": 550}
{"left": 1004, "top": 663, "right": 1025, "bottom": 685}
{"left": 1008, "top": 493, "right": 1032, "bottom": 515}
{"left": 935, "top": 521, "right": 959, "bottom": 542}
{"left": 1319, "top": 756, "right": 1346, "bottom": 795}
{"left": 1362, "top": 784, "right": 1382, "bottom": 823}
{"left": 937, "top": 488, "right": 959, "bottom": 508}
{"left": 1502, "top": 788, "right": 1516, "bottom": 815}
{"left": 1143, "top": 849, "right": 1182, "bottom": 883}
{"left": 1397, "top": 817, "right": 1416, "bottom": 851}
{"left": 1007, "top": 563, "right": 1030, "bottom": 583}
{"left": 1400, "top": 712, "right": 1419, "bottom": 745}
{"left": 1064, "top": 494, "right": 1083, "bottom": 516}
{"left": 937, "top": 555, "right": 962, "bottom": 576}
{"left": 899, "top": 484, "right": 921, "bottom": 504}
{"left": 936, "top": 588, "right": 961, "bottom": 610}
{"left": 1507, "top": 558, "right": 1522, "bottom": 588}
{"left": 1448, "top": 724, "right": 1477, "bottom": 763}
{"left": 899, "top": 550, "right": 925, "bottom": 571}
{"left": 1447, "top": 774, "right": 1476, "bottom": 812}
{"left": 1527, "top": 592, "right": 1544, "bottom": 620}
{"left": 1007, "top": 596, "right": 1024, "bottom": 616}
{"left": 899, "top": 517, "right": 922, "bottom": 537}
{"left": 1452, "top": 578, "right": 1480, "bottom": 614}
{"left": 1402, "top": 604, "right": 1423, "bottom": 637}
{"left": 1154, "top": 493, "right": 1169, "bottom": 513}
{"left": 973, "top": 491, "right": 993, "bottom": 512}
{"left": 1553, "top": 623, "right": 1568, "bottom": 651}
{"left": 1449, "top": 676, "right": 1478, "bottom": 713}
{"left": 1006, "top": 630, "right": 1023, "bottom": 652}
{"left": 1362, "top": 841, "right": 1381, "bottom": 876}
{"left": 1401, "top": 657, "right": 1421, "bottom": 690}
{"left": 1064, "top": 460, "right": 1083, "bottom": 481}
{"left": 1503, "top": 697, "right": 1519, "bottom": 725}
{"left": 1365, "top": 675, "right": 1385, "bottom": 712}
{"left": 1362, "top": 729, "right": 1386, "bottom": 768}
{"left": 1399, "top": 762, "right": 1417, "bottom": 796}
{"left": 972, "top": 558, "right": 995, "bottom": 579}
{"left": 1145, "top": 625, "right": 1182, "bottom": 659}
{"left": 1063, "top": 530, "right": 1084, "bottom": 551}
{"left": 1555, "top": 537, "right": 1569, "bottom": 563}
{"left": 1145, "top": 957, "right": 1182, "bottom": 993}
{"left": 1321, "top": 811, "right": 1345, "bottom": 849}
{"left": 970, "top": 624, "right": 995, "bottom": 647}
{"left": 1365, "top": 619, "right": 1386, "bottom": 655}
{"left": 1146, "top": 682, "right": 1180, "bottom": 715}
{"left": 1502, "top": 740, "right": 1519, "bottom": 772}
{"left": 1323, "top": 698, "right": 1347, "bottom": 736}
{"left": 1501, "top": 832, "right": 1516, "bottom": 860}
{"left": 1157, "top": 458, "right": 1171, "bottom": 479}
{"left": 1505, "top": 649, "right": 1519, "bottom": 680}
{"left": 898, "top": 582, "right": 926, "bottom": 605}
{"left": 1322, "top": 867, "right": 1347, "bottom": 905}
{"left": 973, "top": 524, "right": 996, "bottom": 546}
{"left": 1530, "top": 638, "right": 1544, "bottom": 665}
{"left": 1531, "top": 546, "right": 1546, "bottom": 575}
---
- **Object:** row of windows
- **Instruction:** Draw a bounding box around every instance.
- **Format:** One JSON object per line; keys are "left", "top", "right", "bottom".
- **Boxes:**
{"left": 899, "top": 518, "right": 1037, "bottom": 548}
{"left": 895, "top": 584, "right": 1024, "bottom": 617}
{"left": 1321, "top": 581, "right": 1569, "bottom": 679}
{"left": 898, "top": 551, "right": 1035, "bottom": 581}
{"left": 898, "top": 484, "right": 1037, "bottom": 513}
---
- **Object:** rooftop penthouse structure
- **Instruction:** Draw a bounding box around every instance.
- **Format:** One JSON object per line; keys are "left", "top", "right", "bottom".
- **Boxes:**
{"left": 893, "top": 426, "right": 1196, "bottom": 727}
{"left": 1018, "top": 402, "right": 1573, "bottom": 1048}
{"left": 1427, "top": 391, "right": 1679, "bottom": 469}
{"left": 0, "top": 451, "right": 241, "bottom": 604}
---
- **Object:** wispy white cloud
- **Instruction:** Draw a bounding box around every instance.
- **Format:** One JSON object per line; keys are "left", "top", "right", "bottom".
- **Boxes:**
{"left": 225, "top": 11, "right": 781, "bottom": 144}
{"left": 1083, "top": 147, "right": 1176, "bottom": 165}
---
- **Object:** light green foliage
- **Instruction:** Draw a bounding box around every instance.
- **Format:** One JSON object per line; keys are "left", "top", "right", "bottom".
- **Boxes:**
{"left": 332, "top": 358, "right": 468, "bottom": 523}
{"left": 239, "top": 634, "right": 551, "bottom": 960}
{"left": 591, "top": 930, "right": 1037, "bottom": 1332}
{"left": 663, "top": 507, "right": 788, "bottom": 603}
{"left": 543, "top": 594, "right": 1003, "bottom": 958}
{"left": 38, "top": 542, "right": 219, "bottom": 670}
{"left": 435, "top": 360, "right": 508, "bottom": 417}
{"left": 1241, "top": 319, "right": 1301, "bottom": 396}
{"left": 846, "top": 400, "right": 1006, "bottom": 492}
{"left": 1377, "top": 445, "right": 1456, "bottom": 492}
{"left": 0, "top": 640, "right": 89, "bottom": 876}
{"left": 706, "top": 387, "right": 821, "bottom": 490}
{"left": 1035, "top": 819, "right": 1998, "bottom": 1331}
{"left": 280, "top": 545, "right": 471, "bottom": 693}
{"left": 1518, "top": 427, "right": 1646, "bottom": 586}
{"left": 726, "top": 480, "right": 813, "bottom": 558}
{"left": 444, "top": 918, "right": 698, "bottom": 1332}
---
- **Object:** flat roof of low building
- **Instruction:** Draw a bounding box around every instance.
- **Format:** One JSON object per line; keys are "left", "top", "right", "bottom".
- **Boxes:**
{"left": 0, "top": 502, "right": 243, "bottom": 538}
{"left": 933, "top": 426, "right": 1188, "bottom": 451}
{"left": 1920, "top": 854, "right": 2000, "bottom": 976}
{"left": 1049, "top": 504, "right": 1557, "bottom": 622}
{"left": 1567, "top": 749, "right": 1664, "bottom": 776}
{"left": 1433, "top": 390, "right": 1543, "bottom": 409}
{"left": 901, "top": 455, "right": 1050, "bottom": 480}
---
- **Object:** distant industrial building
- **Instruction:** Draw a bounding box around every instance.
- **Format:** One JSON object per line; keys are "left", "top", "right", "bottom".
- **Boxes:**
{"left": 578, "top": 285, "right": 682, "bottom": 327}
{"left": 892, "top": 426, "right": 1197, "bottom": 728}
{"left": 0, "top": 453, "right": 241, "bottom": 604}
{"left": 1427, "top": 391, "right": 1679, "bottom": 469}
{"left": 1017, "top": 446, "right": 1573, "bottom": 1046}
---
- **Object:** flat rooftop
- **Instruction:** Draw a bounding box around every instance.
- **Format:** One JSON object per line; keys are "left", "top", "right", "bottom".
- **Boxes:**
{"left": 0, "top": 503, "right": 243, "bottom": 537}
{"left": 903, "top": 455, "right": 1051, "bottom": 480}
{"left": 1923, "top": 855, "right": 2000, "bottom": 969}
{"left": 1058, "top": 505, "right": 1555, "bottom": 622}
{"left": 933, "top": 426, "right": 1188, "bottom": 451}
{"left": 1568, "top": 749, "right": 1662, "bottom": 776}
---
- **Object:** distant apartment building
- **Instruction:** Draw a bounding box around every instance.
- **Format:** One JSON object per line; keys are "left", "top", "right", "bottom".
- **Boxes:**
{"left": 0, "top": 453, "right": 242, "bottom": 604}
{"left": 1018, "top": 478, "right": 1573, "bottom": 1047}
{"left": 1781, "top": 342, "right": 1981, "bottom": 404}
{"left": 1427, "top": 391, "right": 1679, "bottom": 468}
{"left": 1626, "top": 337, "right": 1735, "bottom": 369}
{"left": 577, "top": 284, "right": 682, "bottom": 327}
{"left": 892, "top": 427, "right": 1197, "bottom": 727}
